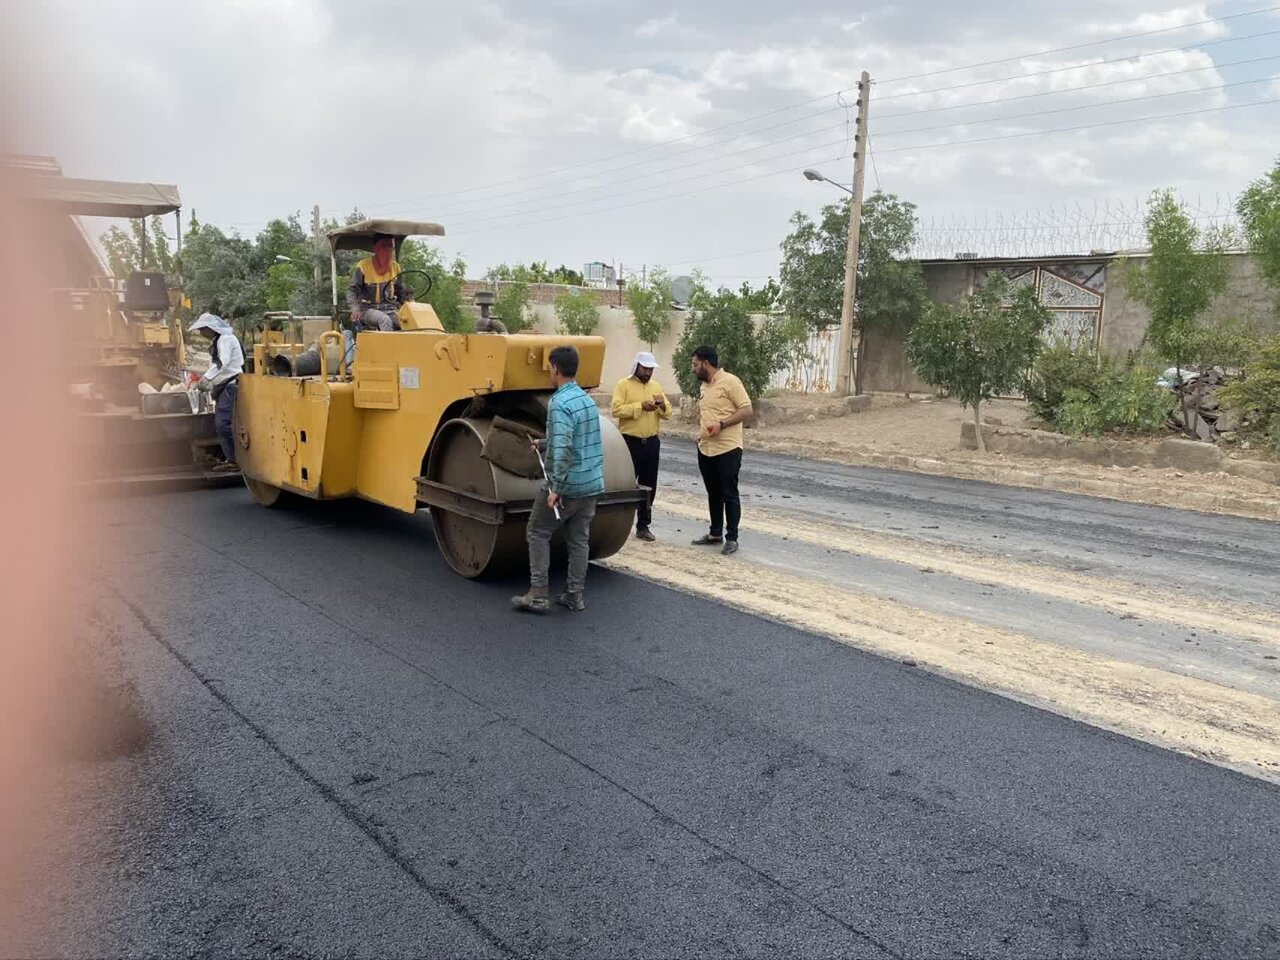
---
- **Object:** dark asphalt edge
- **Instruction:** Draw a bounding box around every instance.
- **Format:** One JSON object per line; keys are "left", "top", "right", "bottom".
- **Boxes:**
{"left": 139, "top": 517, "right": 905, "bottom": 960}
{"left": 108, "top": 586, "right": 519, "bottom": 960}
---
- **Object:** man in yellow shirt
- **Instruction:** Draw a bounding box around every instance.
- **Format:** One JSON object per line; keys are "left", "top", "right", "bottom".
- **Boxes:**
{"left": 690, "top": 345, "right": 753, "bottom": 555}
{"left": 611, "top": 351, "right": 671, "bottom": 541}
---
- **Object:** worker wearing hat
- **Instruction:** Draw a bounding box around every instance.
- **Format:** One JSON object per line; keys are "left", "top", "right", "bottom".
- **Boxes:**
{"left": 610, "top": 350, "right": 671, "bottom": 540}
{"left": 347, "top": 233, "right": 408, "bottom": 332}
{"left": 188, "top": 313, "right": 245, "bottom": 471}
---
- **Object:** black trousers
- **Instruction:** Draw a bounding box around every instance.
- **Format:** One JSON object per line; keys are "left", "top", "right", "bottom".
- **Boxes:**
{"left": 624, "top": 434, "right": 661, "bottom": 530}
{"left": 697, "top": 447, "right": 742, "bottom": 541}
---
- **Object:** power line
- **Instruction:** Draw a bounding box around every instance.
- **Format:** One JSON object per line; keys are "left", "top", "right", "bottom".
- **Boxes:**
{"left": 328, "top": 11, "right": 1280, "bottom": 211}
{"left": 877, "top": 5, "right": 1280, "bottom": 84}
{"left": 874, "top": 26, "right": 1280, "bottom": 103}
{"left": 452, "top": 97, "right": 1279, "bottom": 237}
{"left": 873, "top": 52, "right": 1280, "bottom": 122}
{"left": 875, "top": 94, "right": 1280, "bottom": 154}
{"left": 437, "top": 85, "right": 1268, "bottom": 231}
{"left": 875, "top": 75, "right": 1273, "bottom": 140}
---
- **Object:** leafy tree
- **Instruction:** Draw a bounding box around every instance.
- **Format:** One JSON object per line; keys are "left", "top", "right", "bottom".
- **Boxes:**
{"left": 492, "top": 279, "right": 532, "bottom": 332}
{"left": 673, "top": 286, "right": 807, "bottom": 400}
{"left": 553, "top": 289, "right": 600, "bottom": 336}
{"left": 738, "top": 278, "right": 780, "bottom": 312}
{"left": 100, "top": 215, "right": 178, "bottom": 281}
{"left": 1121, "top": 190, "right": 1230, "bottom": 373}
{"left": 399, "top": 239, "right": 469, "bottom": 333}
{"left": 780, "top": 191, "right": 927, "bottom": 392}
{"left": 179, "top": 221, "right": 262, "bottom": 322}
{"left": 1237, "top": 158, "right": 1280, "bottom": 308}
{"left": 906, "top": 274, "right": 1051, "bottom": 453}
{"left": 626, "top": 266, "right": 673, "bottom": 347}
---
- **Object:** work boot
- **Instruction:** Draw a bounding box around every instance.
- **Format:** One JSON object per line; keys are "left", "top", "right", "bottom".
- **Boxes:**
{"left": 211, "top": 461, "right": 240, "bottom": 473}
{"left": 635, "top": 527, "right": 656, "bottom": 542}
{"left": 691, "top": 533, "right": 723, "bottom": 546}
{"left": 721, "top": 539, "right": 740, "bottom": 556}
{"left": 555, "top": 591, "right": 586, "bottom": 612}
{"left": 511, "top": 593, "right": 551, "bottom": 614}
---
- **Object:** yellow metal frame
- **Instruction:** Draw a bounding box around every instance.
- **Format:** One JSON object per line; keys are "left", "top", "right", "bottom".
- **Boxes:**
{"left": 238, "top": 330, "right": 604, "bottom": 513}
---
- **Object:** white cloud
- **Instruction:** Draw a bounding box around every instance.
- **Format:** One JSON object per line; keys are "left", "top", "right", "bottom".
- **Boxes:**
{"left": 1086, "top": 4, "right": 1227, "bottom": 40}
{"left": 635, "top": 14, "right": 679, "bottom": 38}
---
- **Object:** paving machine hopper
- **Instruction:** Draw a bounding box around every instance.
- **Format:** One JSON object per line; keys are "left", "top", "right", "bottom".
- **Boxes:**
{"left": 16, "top": 159, "right": 239, "bottom": 489}
{"left": 235, "top": 219, "right": 647, "bottom": 577}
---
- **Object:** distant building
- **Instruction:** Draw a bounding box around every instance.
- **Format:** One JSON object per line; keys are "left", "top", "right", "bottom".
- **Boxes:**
{"left": 583, "top": 261, "right": 616, "bottom": 289}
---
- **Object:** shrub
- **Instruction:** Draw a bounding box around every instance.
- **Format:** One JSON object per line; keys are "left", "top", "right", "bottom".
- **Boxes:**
{"left": 1053, "top": 360, "right": 1175, "bottom": 437}
{"left": 553, "top": 289, "right": 600, "bottom": 336}
{"left": 1025, "top": 341, "right": 1105, "bottom": 424}
{"left": 1218, "top": 336, "right": 1280, "bottom": 454}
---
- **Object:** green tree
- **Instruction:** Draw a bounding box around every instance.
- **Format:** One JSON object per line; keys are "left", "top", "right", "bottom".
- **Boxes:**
{"left": 1237, "top": 159, "right": 1280, "bottom": 306}
{"left": 780, "top": 191, "right": 927, "bottom": 392}
{"left": 906, "top": 274, "right": 1051, "bottom": 453}
{"left": 1121, "top": 189, "right": 1230, "bottom": 373}
{"left": 673, "top": 287, "right": 806, "bottom": 400}
{"left": 179, "top": 221, "right": 262, "bottom": 323}
{"left": 1219, "top": 336, "right": 1280, "bottom": 453}
{"left": 553, "top": 288, "right": 600, "bottom": 335}
{"left": 399, "top": 239, "right": 470, "bottom": 333}
{"left": 100, "top": 215, "right": 178, "bottom": 281}
{"left": 492, "top": 279, "right": 532, "bottom": 332}
{"left": 626, "top": 266, "right": 673, "bottom": 347}
{"left": 738, "top": 278, "right": 780, "bottom": 312}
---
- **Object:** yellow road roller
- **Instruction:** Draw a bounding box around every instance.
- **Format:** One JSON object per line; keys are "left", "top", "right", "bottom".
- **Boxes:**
{"left": 234, "top": 219, "right": 647, "bottom": 577}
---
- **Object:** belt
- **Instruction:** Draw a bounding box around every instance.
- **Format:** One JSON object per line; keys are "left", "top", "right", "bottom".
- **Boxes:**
{"left": 624, "top": 434, "right": 659, "bottom": 443}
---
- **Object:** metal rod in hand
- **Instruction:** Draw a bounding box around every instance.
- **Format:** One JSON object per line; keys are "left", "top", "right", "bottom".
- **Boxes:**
{"left": 532, "top": 442, "right": 561, "bottom": 519}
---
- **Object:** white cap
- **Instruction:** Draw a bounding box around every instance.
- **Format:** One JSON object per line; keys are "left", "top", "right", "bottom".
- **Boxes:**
{"left": 633, "top": 351, "right": 659, "bottom": 371}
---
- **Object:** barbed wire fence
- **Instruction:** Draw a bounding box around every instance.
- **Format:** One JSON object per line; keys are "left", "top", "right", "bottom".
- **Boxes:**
{"left": 908, "top": 193, "right": 1243, "bottom": 260}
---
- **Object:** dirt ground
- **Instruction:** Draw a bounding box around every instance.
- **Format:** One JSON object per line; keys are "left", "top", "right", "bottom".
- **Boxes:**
{"left": 713, "top": 393, "right": 1280, "bottom": 516}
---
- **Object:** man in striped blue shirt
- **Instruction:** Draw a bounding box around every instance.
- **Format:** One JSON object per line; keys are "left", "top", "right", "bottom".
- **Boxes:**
{"left": 513, "top": 345, "right": 605, "bottom": 614}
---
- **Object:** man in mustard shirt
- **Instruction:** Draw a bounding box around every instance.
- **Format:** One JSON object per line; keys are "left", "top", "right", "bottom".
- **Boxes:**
{"left": 611, "top": 351, "right": 671, "bottom": 541}
{"left": 690, "top": 345, "right": 753, "bottom": 555}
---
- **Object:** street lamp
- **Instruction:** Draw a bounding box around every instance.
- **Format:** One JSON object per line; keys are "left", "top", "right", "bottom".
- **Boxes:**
{"left": 803, "top": 166, "right": 859, "bottom": 395}
{"left": 275, "top": 254, "right": 294, "bottom": 263}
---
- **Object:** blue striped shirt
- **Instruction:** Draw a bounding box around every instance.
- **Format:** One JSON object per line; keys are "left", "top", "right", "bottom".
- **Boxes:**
{"left": 545, "top": 381, "right": 605, "bottom": 498}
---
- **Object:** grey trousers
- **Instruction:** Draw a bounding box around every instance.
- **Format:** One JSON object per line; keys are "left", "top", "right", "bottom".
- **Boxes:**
{"left": 358, "top": 308, "right": 399, "bottom": 331}
{"left": 527, "top": 494, "right": 597, "bottom": 594}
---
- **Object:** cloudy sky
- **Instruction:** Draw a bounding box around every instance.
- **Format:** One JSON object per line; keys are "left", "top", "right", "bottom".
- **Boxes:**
{"left": 8, "top": 0, "right": 1280, "bottom": 284}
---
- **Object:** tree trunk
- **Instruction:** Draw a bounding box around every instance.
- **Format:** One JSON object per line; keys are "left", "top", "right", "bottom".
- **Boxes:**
{"left": 973, "top": 402, "right": 986, "bottom": 454}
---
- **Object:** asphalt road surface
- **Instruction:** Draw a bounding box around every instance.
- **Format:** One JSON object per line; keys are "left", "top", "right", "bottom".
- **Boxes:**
{"left": 30, "top": 454, "right": 1280, "bottom": 959}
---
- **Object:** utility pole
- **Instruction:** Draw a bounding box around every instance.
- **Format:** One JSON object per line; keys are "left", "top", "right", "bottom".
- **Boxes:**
{"left": 311, "top": 205, "right": 323, "bottom": 288}
{"left": 836, "top": 71, "right": 870, "bottom": 397}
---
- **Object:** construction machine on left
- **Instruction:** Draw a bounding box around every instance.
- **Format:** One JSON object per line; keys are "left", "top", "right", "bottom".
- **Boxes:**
{"left": 15, "top": 155, "right": 239, "bottom": 491}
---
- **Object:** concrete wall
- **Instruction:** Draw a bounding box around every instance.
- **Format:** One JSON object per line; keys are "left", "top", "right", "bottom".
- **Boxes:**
{"left": 519, "top": 303, "right": 690, "bottom": 391}
{"left": 1100, "top": 254, "right": 1278, "bottom": 352}
{"left": 860, "top": 262, "right": 970, "bottom": 394}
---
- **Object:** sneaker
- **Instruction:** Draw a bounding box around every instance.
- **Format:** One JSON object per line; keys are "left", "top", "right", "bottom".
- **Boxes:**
{"left": 210, "top": 461, "right": 240, "bottom": 473}
{"left": 635, "top": 527, "right": 656, "bottom": 542}
{"left": 555, "top": 592, "right": 586, "bottom": 612}
{"left": 721, "top": 539, "right": 739, "bottom": 556}
{"left": 691, "top": 534, "right": 724, "bottom": 546}
{"left": 511, "top": 593, "right": 551, "bottom": 614}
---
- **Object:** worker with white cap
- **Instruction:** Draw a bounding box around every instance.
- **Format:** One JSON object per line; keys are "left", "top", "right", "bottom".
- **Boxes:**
{"left": 610, "top": 350, "right": 671, "bottom": 540}
{"left": 188, "top": 313, "right": 245, "bottom": 471}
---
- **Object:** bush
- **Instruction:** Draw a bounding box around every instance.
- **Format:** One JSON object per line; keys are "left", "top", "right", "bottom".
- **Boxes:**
{"left": 492, "top": 280, "right": 531, "bottom": 332}
{"left": 1028, "top": 345, "right": 1173, "bottom": 437}
{"left": 1024, "top": 341, "right": 1105, "bottom": 424}
{"left": 553, "top": 289, "right": 600, "bottom": 336}
{"left": 672, "top": 289, "right": 805, "bottom": 399}
{"left": 1055, "top": 363, "right": 1174, "bottom": 437}
{"left": 1218, "top": 337, "right": 1280, "bottom": 454}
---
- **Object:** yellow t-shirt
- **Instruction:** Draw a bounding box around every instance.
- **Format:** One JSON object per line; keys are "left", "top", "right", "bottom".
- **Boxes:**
{"left": 611, "top": 376, "right": 672, "bottom": 438}
{"left": 698, "top": 370, "right": 752, "bottom": 456}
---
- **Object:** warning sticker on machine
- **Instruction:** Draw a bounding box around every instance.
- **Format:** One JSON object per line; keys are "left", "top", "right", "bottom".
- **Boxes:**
{"left": 399, "top": 367, "right": 420, "bottom": 389}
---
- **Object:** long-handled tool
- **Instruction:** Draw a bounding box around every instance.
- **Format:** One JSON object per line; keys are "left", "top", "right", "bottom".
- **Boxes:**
{"left": 532, "top": 442, "right": 561, "bottom": 520}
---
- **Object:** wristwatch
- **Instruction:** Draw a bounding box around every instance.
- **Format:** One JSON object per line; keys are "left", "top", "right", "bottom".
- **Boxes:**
{"left": 718, "top": 420, "right": 726, "bottom": 431}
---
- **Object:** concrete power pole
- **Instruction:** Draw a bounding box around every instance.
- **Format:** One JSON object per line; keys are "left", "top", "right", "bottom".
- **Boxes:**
{"left": 836, "top": 71, "right": 871, "bottom": 397}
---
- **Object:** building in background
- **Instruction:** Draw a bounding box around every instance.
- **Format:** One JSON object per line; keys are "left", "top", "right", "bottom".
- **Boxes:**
{"left": 583, "top": 261, "right": 616, "bottom": 289}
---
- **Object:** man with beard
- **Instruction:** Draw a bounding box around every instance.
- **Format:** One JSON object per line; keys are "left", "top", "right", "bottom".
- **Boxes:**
{"left": 610, "top": 351, "right": 670, "bottom": 541}
{"left": 689, "top": 345, "right": 752, "bottom": 555}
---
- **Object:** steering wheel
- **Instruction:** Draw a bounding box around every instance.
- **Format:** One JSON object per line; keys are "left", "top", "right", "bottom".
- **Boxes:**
{"left": 398, "top": 269, "right": 433, "bottom": 300}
